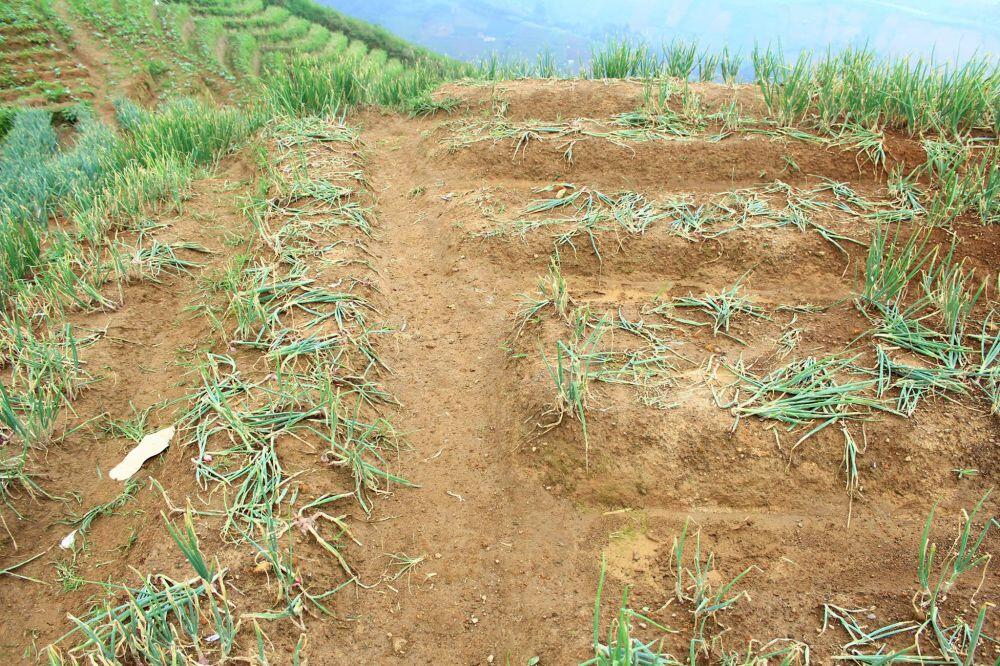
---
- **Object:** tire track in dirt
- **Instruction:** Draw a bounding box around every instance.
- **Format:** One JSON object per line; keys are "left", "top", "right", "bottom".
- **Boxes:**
{"left": 328, "top": 115, "right": 604, "bottom": 663}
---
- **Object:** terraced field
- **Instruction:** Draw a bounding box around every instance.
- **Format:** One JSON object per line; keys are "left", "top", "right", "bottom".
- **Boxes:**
{"left": 323, "top": 81, "right": 1000, "bottom": 663}
{"left": 181, "top": 0, "right": 406, "bottom": 77}
{"left": 0, "top": 1, "right": 94, "bottom": 108}
{"left": 0, "top": 6, "right": 998, "bottom": 665}
{"left": 1, "top": 0, "right": 457, "bottom": 117}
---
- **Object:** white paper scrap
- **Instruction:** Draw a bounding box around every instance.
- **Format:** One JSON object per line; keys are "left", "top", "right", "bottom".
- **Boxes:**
{"left": 108, "top": 425, "right": 175, "bottom": 481}
{"left": 59, "top": 530, "right": 77, "bottom": 550}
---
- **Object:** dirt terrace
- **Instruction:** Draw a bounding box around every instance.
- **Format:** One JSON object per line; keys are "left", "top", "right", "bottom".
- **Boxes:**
{"left": 1, "top": 79, "right": 997, "bottom": 664}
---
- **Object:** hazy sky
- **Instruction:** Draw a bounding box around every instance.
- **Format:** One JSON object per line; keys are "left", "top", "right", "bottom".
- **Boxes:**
{"left": 325, "top": 0, "right": 1000, "bottom": 65}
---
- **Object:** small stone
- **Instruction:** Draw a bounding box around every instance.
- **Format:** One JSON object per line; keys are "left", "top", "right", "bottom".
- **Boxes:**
{"left": 488, "top": 656, "right": 495, "bottom": 664}
{"left": 434, "top": 553, "right": 442, "bottom": 559}
{"left": 392, "top": 637, "right": 408, "bottom": 654}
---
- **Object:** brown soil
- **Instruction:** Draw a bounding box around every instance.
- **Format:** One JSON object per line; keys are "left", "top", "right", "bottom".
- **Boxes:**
{"left": 0, "top": 79, "right": 998, "bottom": 664}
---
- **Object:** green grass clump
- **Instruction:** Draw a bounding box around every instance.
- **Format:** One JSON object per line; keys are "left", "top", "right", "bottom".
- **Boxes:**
{"left": 70, "top": 155, "right": 190, "bottom": 243}
{"left": 60, "top": 480, "right": 140, "bottom": 544}
{"left": 857, "top": 230, "right": 999, "bottom": 416}
{"left": 753, "top": 46, "right": 815, "bottom": 126}
{"left": 193, "top": 15, "right": 229, "bottom": 71}
{"left": 0, "top": 106, "right": 17, "bottom": 141}
{"left": 51, "top": 518, "right": 237, "bottom": 663}
{"left": 116, "top": 97, "right": 261, "bottom": 167}
{"left": 720, "top": 355, "right": 892, "bottom": 475}
{"left": 586, "top": 557, "right": 671, "bottom": 665}
{"left": 921, "top": 140, "right": 1000, "bottom": 225}
{"left": 193, "top": 0, "right": 264, "bottom": 18}
{"left": 516, "top": 256, "right": 572, "bottom": 334}
{"left": 265, "top": 15, "right": 311, "bottom": 43}
{"left": 588, "top": 499, "right": 996, "bottom": 664}
{"left": 243, "top": 4, "right": 288, "bottom": 29}
{"left": 0, "top": 107, "right": 115, "bottom": 294}
{"left": 754, "top": 45, "right": 1000, "bottom": 136}
{"left": 973, "top": 311, "right": 1000, "bottom": 413}
{"left": 543, "top": 328, "right": 601, "bottom": 463}
{"left": 826, "top": 495, "right": 997, "bottom": 663}
{"left": 263, "top": 52, "right": 452, "bottom": 115}
{"left": 590, "top": 38, "right": 659, "bottom": 79}
{"left": 859, "top": 223, "right": 938, "bottom": 307}
{"left": 663, "top": 39, "right": 699, "bottom": 80}
{"left": 1, "top": 382, "right": 57, "bottom": 520}
{"left": 663, "top": 276, "right": 769, "bottom": 338}
{"left": 0, "top": 97, "right": 263, "bottom": 522}
{"left": 585, "top": 524, "right": 808, "bottom": 664}
{"left": 288, "top": 23, "right": 331, "bottom": 54}
{"left": 265, "top": 55, "right": 362, "bottom": 115}
{"left": 471, "top": 38, "right": 997, "bottom": 138}
{"left": 227, "top": 31, "right": 259, "bottom": 75}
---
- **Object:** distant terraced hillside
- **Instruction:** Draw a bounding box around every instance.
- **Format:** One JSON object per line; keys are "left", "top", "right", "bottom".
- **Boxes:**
{"left": 0, "top": 1, "right": 95, "bottom": 109}
{"left": 1, "top": 0, "right": 459, "bottom": 114}
{"left": 175, "top": 0, "right": 392, "bottom": 75}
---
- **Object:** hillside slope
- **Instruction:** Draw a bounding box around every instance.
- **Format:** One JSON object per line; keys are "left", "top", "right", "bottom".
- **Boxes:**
{"left": 0, "top": 0, "right": 459, "bottom": 115}
{"left": 0, "top": 6, "right": 998, "bottom": 666}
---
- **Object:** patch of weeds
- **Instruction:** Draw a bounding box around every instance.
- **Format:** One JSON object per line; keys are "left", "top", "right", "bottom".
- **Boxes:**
{"left": 824, "top": 493, "right": 998, "bottom": 663}
{"left": 59, "top": 479, "right": 141, "bottom": 545}
{"left": 585, "top": 522, "right": 809, "bottom": 664}
{"left": 515, "top": 255, "right": 572, "bottom": 336}
{"left": 99, "top": 402, "right": 157, "bottom": 442}
{"left": 650, "top": 274, "right": 769, "bottom": 342}
{"left": 717, "top": 354, "right": 893, "bottom": 500}
{"left": 54, "top": 559, "right": 85, "bottom": 593}
{"left": 858, "top": 223, "right": 937, "bottom": 308}
{"left": 541, "top": 317, "right": 605, "bottom": 465}
{"left": 51, "top": 513, "right": 238, "bottom": 663}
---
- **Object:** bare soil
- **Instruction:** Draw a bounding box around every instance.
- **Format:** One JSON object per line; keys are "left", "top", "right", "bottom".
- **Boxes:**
{"left": 1, "top": 80, "right": 998, "bottom": 664}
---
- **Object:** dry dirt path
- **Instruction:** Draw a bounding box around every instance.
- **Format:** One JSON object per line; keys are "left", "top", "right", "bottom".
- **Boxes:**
{"left": 325, "top": 114, "right": 605, "bottom": 664}
{"left": 302, "top": 117, "right": 598, "bottom": 664}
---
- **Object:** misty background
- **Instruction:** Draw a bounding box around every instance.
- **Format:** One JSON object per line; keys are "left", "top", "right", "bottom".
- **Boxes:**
{"left": 319, "top": 0, "right": 1000, "bottom": 68}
